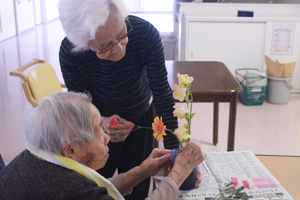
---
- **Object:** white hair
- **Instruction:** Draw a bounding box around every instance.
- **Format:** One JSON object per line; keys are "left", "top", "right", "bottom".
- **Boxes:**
{"left": 25, "top": 92, "right": 95, "bottom": 155}
{"left": 58, "top": 0, "right": 128, "bottom": 52}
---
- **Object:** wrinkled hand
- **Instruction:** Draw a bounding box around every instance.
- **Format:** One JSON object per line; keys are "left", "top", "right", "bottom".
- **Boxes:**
{"left": 101, "top": 114, "right": 134, "bottom": 142}
{"left": 121, "top": 148, "right": 172, "bottom": 191}
{"left": 195, "top": 166, "right": 202, "bottom": 187}
{"left": 139, "top": 148, "right": 172, "bottom": 179}
{"left": 168, "top": 142, "right": 206, "bottom": 188}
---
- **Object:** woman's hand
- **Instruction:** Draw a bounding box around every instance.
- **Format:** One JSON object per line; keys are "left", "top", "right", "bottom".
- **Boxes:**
{"left": 140, "top": 148, "right": 172, "bottom": 178}
{"left": 195, "top": 166, "right": 202, "bottom": 187}
{"left": 168, "top": 142, "right": 206, "bottom": 188}
{"left": 101, "top": 114, "right": 134, "bottom": 142}
{"left": 121, "top": 149, "right": 172, "bottom": 191}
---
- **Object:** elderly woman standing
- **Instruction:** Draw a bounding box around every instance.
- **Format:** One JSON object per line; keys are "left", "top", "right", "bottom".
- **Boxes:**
{"left": 0, "top": 92, "right": 206, "bottom": 200}
{"left": 58, "top": 0, "right": 179, "bottom": 199}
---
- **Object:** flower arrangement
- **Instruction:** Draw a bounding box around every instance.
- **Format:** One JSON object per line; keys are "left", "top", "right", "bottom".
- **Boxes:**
{"left": 216, "top": 177, "right": 250, "bottom": 199}
{"left": 171, "top": 73, "right": 194, "bottom": 147}
{"left": 110, "top": 73, "right": 195, "bottom": 147}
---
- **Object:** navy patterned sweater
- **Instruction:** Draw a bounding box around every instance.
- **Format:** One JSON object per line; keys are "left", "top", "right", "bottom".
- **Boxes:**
{"left": 59, "top": 15, "right": 178, "bottom": 149}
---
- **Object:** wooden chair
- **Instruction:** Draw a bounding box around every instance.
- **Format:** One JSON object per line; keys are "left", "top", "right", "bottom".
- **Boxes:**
{"left": 9, "top": 59, "right": 66, "bottom": 107}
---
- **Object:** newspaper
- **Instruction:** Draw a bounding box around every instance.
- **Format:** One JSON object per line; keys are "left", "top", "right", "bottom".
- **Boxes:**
{"left": 154, "top": 151, "right": 294, "bottom": 200}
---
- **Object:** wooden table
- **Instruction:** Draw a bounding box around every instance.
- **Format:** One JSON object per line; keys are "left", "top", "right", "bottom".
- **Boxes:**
{"left": 257, "top": 155, "right": 300, "bottom": 199}
{"left": 166, "top": 61, "right": 242, "bottom": 151}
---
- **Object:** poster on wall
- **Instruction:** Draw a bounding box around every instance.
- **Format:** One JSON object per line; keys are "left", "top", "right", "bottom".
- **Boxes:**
{"left": 271, "top": 24, "right": 295, "bottom": 55}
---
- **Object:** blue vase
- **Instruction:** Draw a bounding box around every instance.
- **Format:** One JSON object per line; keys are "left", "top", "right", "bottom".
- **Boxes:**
{"left": 171, "top": 148, "right": 198, "bottom": 190}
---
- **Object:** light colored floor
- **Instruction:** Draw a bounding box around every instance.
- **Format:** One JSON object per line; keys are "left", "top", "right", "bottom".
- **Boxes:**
{"left": 1, "top": 19, "right": 300, "bottom": 165}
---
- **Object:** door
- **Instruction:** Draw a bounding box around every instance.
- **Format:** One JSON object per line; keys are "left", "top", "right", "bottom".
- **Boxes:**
{"left": 0, "top": 0, "right": 17, "bottom": 41}
{"left": 15, "top": 0, "right": 35, "bottom": 33}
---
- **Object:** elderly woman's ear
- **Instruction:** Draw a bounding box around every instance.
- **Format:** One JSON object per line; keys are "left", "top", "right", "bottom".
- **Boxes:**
{"left": 61, "top": 143, "right": 77, "bottom": 159}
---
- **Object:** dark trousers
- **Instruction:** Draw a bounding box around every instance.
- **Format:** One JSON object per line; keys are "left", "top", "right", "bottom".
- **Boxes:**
{"left": 97, "top": 106, "right": 154, "bottom": 200}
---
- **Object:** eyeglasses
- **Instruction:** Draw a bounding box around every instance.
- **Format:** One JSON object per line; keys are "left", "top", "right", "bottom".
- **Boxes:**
{"left": 89, "top": 19, "right": 133, "bottom": 54}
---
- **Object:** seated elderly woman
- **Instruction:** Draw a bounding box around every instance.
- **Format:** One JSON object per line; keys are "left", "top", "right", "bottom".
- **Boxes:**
{"left": 0, "top": 92, "right": 206, "bottom": 199}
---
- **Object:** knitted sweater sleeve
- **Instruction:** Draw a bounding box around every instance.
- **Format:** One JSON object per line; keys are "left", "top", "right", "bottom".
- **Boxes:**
{"left": 59, "top": 38, "right": 86, "bottom": 93}
{"left": 146, "top": 177, "right": 179, "bottom": 200}
{"left": 143, "top": 22, "right": 179, "bottom": 149}
{"left": 109, "top": 175, "right": 179, "bottom": 200}
{"left": 108, "top": 174, "right": 131, "bottom": 196}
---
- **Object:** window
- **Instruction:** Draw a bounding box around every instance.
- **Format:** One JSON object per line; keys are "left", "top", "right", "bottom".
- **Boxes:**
{"left": 125, "top": 0, "right": 175, "bottom": 34}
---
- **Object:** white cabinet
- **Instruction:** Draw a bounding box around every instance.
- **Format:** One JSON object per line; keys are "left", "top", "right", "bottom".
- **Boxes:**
{"left": 178, "top": 3, "right": 300, "bottom": 92}
{"left": 0, "top": 0, "right": 17, "bottom": 41}
{"left": 187, "top": 21, "right": 266, "bottom": 70}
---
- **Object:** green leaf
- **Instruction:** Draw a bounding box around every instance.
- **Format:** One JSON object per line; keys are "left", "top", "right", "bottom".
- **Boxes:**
{"left": 182, "top": 138, "right": 189, "bottom": 143}
{"left": 190, "top": 113, "right": 196, "bottom": 119}
{"left": 185, "top": 114, "right": 190, "bottom": 121}
{"left": 182, "top": 83, "right": 188, "bottom": 87}
{"left": 116, "top": 118, "right": 126, "bottom": 124}
{"left": 183, "top": 124, "right": 189, "bottom": 129}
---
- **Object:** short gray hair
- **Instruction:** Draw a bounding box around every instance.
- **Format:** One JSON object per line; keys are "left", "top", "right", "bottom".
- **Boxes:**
{"left": 58, "top": 0, "right": 128, "bottom": 52}
{"left": 25, "top": 92, "right": 95, "bottom": 155}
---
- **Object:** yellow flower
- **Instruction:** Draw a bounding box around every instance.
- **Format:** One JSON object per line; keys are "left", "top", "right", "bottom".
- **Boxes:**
{"left": 152, "top": 116, "right": 167, "bottom": 141}
{"left": 174, "top": 127, "right": 190, "bottom": 143}
{"left": 173, "top": 105, "right": 188, "bottom": 119}
{"left": 177, "top": 73, "right": 194, "bottom": 85}
{"left": 173, "top": 84, "right": 186, "bottom": 102}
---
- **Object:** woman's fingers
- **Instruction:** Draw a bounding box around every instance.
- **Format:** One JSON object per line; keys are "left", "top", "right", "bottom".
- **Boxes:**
{"left": 102, "top": 114, "right": 134, "bottom": 142}
{"left": 194, "top": 167, "right": 202, "bottom": 187}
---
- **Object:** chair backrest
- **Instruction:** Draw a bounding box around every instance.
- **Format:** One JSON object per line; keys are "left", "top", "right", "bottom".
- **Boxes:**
{"left": 28, "top": 62, "right": 62, "bottom": 102}
{"left": 9, "top": 59, "right": 65, "bottom": 107}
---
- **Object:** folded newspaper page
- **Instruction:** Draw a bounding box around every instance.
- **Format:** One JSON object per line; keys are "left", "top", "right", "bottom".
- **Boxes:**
{"left": 154, "top": 151, "right": 294, "bottom": 200}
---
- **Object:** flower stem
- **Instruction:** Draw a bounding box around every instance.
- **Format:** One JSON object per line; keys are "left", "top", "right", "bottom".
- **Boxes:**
{"left": 188, "top": 87, "right": 193, "bottom": 134}
{"left": 114, "top": 120, "right": 181, "bottom": 147}
{"left": 113, "top": 125, "right": 152, "bottom": 139}
{"left": 131, "top": 125, "right": 153, "bottom": 133}
{"left": 113, "top": 133, "right": 129, "bottom": 139}
{"left": 186, "top": 86, "right": 193, "bottom": 143}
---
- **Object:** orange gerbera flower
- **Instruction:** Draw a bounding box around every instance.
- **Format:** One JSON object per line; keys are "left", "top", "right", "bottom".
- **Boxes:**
{"left": 152, "top": 116, "right": 166, "bottom": 141}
